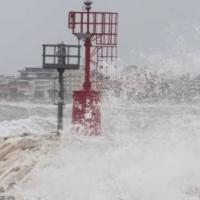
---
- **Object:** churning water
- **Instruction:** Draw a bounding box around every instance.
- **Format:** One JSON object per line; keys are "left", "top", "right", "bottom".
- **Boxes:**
{"left": 4, "top": 99, "right": 200, "bottom": 200}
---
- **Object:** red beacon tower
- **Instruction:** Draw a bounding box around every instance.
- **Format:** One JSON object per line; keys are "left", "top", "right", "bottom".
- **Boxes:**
{"left": 68, "top": 0, "right": 118, "bottom": 135}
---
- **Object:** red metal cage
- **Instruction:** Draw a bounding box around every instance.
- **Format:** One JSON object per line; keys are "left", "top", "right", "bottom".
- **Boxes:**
{"left": 68, "top": 11, "right": 118, "bottom": 89}
{"left": 69, "top": 1, "right": 119, "bottom": 135}
{"left": 68, "top": 12, "right": 118, "bottom": 45}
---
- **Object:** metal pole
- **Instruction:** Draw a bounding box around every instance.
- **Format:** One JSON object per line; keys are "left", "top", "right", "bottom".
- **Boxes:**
{"left": 57, "top": 69, "right": 64, "bottom": 135}
{"left": 83, "top": 1, "right": 92, "bottom": 90}
{"left": 56, "top": 43, "right": 66, "bottom": 135}
{"left": 84, "top": 39, "right": 91, "bottom": 89}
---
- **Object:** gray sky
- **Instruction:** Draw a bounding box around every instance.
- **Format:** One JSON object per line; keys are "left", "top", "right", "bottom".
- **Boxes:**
{"left": 0, "top": 0, "right": 200, "bottom": 75}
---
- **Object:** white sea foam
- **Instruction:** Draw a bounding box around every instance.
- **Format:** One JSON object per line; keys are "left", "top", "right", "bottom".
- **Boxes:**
{"left": 11, "top": 101, "right": 200, "bottom": 200}
{"left": 0, "top": 102, "right": 69, "bottom": 137}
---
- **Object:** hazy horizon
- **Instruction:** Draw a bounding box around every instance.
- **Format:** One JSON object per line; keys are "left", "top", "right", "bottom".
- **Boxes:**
{"left": 0, "top": 0, "right": 200, "bottom": 76}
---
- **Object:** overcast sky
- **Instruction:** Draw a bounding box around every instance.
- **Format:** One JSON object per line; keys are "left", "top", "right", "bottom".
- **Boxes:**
{"left": 0, "top": 0, "right": 200, "bottom": 75}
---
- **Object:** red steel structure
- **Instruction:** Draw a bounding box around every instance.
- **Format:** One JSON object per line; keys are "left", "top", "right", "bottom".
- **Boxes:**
{"left": 68, "top": 0, "right": 118, "bottom": 135}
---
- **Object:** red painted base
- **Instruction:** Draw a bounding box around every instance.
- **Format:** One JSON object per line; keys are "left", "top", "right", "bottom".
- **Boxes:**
{"left": 72, "top": 89, "right": 101, "bottom": 135}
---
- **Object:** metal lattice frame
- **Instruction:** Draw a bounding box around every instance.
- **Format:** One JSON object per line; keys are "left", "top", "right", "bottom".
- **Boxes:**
{"left": 42, "top": 42, "right": 81, "bottom": 135}
{"left": 42, "top": 44, "right": 81, "bottom": 69}
{"left": 68, "top": 10, "right": 118, "bottom": 89}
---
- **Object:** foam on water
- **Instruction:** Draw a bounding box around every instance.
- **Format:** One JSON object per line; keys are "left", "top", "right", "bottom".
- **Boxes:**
{"left": 2, "top": 3, "right": 200, "bottom": 200}
{"left": 11, "top": 100, "right": 200, "bottom": 200}
{"left": 0, "top": 117, "right": 57, "bottom": 137}
{"left": 0, "top": 102, "right": 61, "bottom": 137}
{"left": 2, "top": 76, "right": 200, "bottom": 199}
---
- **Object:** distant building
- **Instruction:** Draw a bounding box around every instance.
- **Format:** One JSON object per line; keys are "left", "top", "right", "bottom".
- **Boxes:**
{"left": 0, "top": 85, "right": 10, "bottom": 99}
{"left": 0, "top": 66, "right": 87, "bottom": 102}
{"left": 18, "top": 67, "right": 57, "bottom": 80}
{"left": 0, "top": 76, "right": 17, "bottom": 99}
{"left": 64, "top": 68, "right": 85, "bottom": 102}
{"left": 17, "top": 67, "right": 85, "bottom": 102}
{"left": 18, "top": 67, "right": 57, "bottom": 99}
